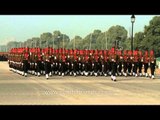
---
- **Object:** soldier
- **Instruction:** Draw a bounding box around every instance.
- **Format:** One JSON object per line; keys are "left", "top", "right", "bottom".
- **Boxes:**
{"left": 44, "top": 47, "right": 51, "bottom": 79}
{"left": 108, "top": 50, "right": 112, "bottom": 76}
{"left": 84, "top": 49, "right": 89, "bottom": 76}
{"left": 93, "top": 49, "right": 99, "bottom": 77}
{"left": 28, "top": 48, "right": 35, "bottom": 75}
{"left": 54, "top": 49, "right": 59, "bottom": 75}
{"left": 23, "top": 47, "right": 29, "bottom": 77}
{"left": 78, "top": 50, "right": 83, "bottom": 75}
{"left": 138, "top": 50, "right": 143, "bottom": 77}
{"left": 73, "top": 49, "right": 78, "bottom": 77}
{"left": 149, "top": 50, "right": 156, "bottom": 79}
{"left": 133, "top": 49, "right": 139, "bottom": 77}
{"left": 143, "top": 50, "right": 149, "bottom": 77}
{"left": 66, "top": 49, "right": 71, "bottom": 75}
{"left": 61, "top": 53, "right": 66, "bottom": 76}
{"left": 127, "top": 50, "right": 133, "bottom": 76}
{"left": 110, "top": 47, "right": 117, "bottom": 81}
{"left": 69, "top": 49, "right": 74, "bottom": 76}
{"left": 117, "top": 49, "right": 123, "bottom": 76}
{"left": 103, "top": 50, "right": 109, "bottom": 77}
{"left": 98, "top": 50, "right": 103, "bottom": 76}
{"left": 41, "top": 48, "right": 45, "bottom": 75}
{"left": 35, "top": 48, "right": 42, "bottom": 77}
{"left": 89, "top": 50, "right": 94, "bottom": 76}
{"left": 123, "top": 50, "right": 128, "bottom": 77}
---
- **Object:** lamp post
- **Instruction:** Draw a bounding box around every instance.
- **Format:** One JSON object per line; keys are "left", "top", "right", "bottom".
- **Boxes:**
{"left": 131, "top": 15, "right": 135, "bottom": 51}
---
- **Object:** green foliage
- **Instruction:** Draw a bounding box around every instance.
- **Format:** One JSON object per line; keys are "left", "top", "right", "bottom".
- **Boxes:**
{"left": 107, "top": 25, "right": 128, "bottom": 49}
{"left": 40, "top": 32, "right": 52, "bottom": 48}
{"left": 134, "top": 32, "right": 144, "bottom": 49}
{"left": 141, "top": 16, "right": 160, "bottom": 57}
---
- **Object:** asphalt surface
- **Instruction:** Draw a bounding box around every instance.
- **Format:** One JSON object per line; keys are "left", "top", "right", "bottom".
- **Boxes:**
{"left": 0, "top": 62, "right": 160, "bottom": 105}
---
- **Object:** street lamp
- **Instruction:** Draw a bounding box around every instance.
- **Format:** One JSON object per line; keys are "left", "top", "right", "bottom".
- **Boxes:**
{"left": 131, "top": 15, "right": 135, "bottom": 51}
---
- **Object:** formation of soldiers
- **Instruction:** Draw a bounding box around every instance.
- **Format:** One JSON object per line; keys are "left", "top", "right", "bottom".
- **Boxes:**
{"left": 8, "top": 47, "right": 156, "bottom": 81}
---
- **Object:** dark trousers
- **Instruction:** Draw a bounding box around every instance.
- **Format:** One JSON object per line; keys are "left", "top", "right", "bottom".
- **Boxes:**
{"left": 111, "top": 62, "right": 117, "bottom": 76}
{"left": 150, "top": 63, "right": 155, "bottom": 75}
{"left": 144, "top": 63, "right": 148, "bottom": 73}
{"left": 133, "top": 62, "right": 138, "bottom": 74}
{"left": 73, "top": 61, "right": 77, "bottom": 73}
{"left": 23, "top": 60, "right": 28, "bottom": 73}
{"left": 108, "top": 61, "right": 112, "bottom": 72}
{"left": 118, "top": 62, "right": 122, "bottom": 73}
{"left": 138, "top": 62, "right": 142, "bottom": 73}
{"left": 94, "top": 62, "right": 98, "bottom": 72}
{"left": 123, "top": 62, "right": 127, "bottom": 73}
{"left": 127, "top": 62, "right": 132, "bottom": 73}
{"left": 103, "top": 62, "right": 108, "bottom": 73}
{"left": 85, "top": 62, "right": 89, "bottom": 72}
{"left": 36, "top": 61, "right": 41, "bottom": 73}
{"left": 61, "top": 62, "right": 65, "bottom": 73}
{"left": 44, "top": 61, "right": 51, "bottom": 74}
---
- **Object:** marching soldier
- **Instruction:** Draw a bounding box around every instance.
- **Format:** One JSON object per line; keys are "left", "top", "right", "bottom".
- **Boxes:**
{"left": 103, "top": 50, "right": 109, "bottom": 77}
{"left": 143, "top": 50, "right": 149, "bottom": 77}
{"left": 110, "top": 47, "right": 117, "bottom": 81}
{"left": 93, "top": 49, "right": 99, "bottom": 77}
{"left": 61, "top": 53, "right": 66, "bottom": 76}
{"left": 44, "top": 47, "right": 51, "bottom": 79}
{"left": 73, "top": 49, "right": 78, "bottom": 76}
{"left": 149, "top": 50, "right": 156, "bottom": 79}
{"left": 117, "top": 49, "right": 123, "bottom": 76}
{"left": 35, "top": 48, "right": 42, "bottom": 77}
{"left": 23, "top": 47, "right": 29, "bottom": 77}
{"left": 138, "top": 50, "right": 143, "bottom": 76}
{"left": 123, "top": 50, "right": 128, "bottom": 77}
{"left": 127, "top": 50, "right": 133, "bottom": 76}
{"left": 98, "top": 50, "right": 103, "bottom": 76}
{"left": 133, "top": 49, "right": 139, "bottom": 77}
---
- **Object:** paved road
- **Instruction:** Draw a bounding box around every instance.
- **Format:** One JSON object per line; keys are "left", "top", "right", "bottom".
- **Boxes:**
{"left": 0, "top": 62, "right": 160, "bottom": 105}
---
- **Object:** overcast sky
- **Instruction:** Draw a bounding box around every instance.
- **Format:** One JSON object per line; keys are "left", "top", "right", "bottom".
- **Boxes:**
{"left": 0, "top": 15, "right": 156, "bottom": 45}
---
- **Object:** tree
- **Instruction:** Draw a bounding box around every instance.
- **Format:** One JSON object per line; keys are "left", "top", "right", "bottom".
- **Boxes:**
{"left": 107, "top": 25, "right": 128, "bottom": 49}
{"left": 68, "top": 36, "right": 83, "bottom": 49}
{"left": 31, "top": 37, "right": 40, "bottom": 47}
{"left": 134, "top": 32, "right": 144, "bottom": 50}
{"left": 52, "top": 31, "right": 70, "bottom": 49}
{"left": 141, "top": 16, "right": 160, "bottom": 57}
{"left": 40, "top": 32, "right": 52, "bottom": 48}
{"left": 83, "top": 29, "right": 103, "bottom": 49}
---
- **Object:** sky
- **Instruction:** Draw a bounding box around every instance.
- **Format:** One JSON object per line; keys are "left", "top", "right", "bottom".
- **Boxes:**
{"left": 0, "top": 15, "right": 157, "bottom": 45}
